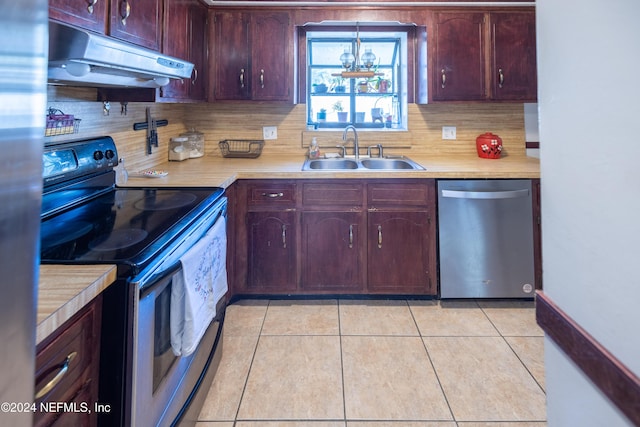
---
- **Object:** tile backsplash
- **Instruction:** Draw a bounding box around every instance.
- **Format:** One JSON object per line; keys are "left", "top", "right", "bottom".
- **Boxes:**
{"left": 46, "top": 88, "right": 527, "bottom": 172}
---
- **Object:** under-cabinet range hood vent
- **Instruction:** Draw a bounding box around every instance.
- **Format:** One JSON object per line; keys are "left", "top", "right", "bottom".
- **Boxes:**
{"left": 48, "top": 21, "right": 194, "bottom": 89}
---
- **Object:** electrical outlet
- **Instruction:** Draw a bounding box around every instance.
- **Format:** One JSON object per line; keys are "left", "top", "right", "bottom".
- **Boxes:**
{"left": 442, "top": 126, "right": 457, "bottom": 140}
{"left": 263, "top": 126, "right": 277, "bottom": 140}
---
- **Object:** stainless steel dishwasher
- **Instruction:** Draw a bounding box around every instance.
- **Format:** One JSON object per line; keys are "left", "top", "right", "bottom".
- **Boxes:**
{"left": 437, "top": 180, "right": 535, "bottom": 298}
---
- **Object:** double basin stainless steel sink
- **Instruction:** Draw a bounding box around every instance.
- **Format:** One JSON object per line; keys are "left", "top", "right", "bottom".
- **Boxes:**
{"left": 302, "top": 156, "right": 425, "bottom": 171}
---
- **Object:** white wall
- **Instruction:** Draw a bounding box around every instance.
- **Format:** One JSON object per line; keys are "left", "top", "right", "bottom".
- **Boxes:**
{"left": 537, "top": 0, "right": 640, "bottom": 425}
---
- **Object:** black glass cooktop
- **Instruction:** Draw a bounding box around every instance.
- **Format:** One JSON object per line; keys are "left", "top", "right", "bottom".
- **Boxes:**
{"left": 40, "top": 187, "right": 224, "bottom": 270}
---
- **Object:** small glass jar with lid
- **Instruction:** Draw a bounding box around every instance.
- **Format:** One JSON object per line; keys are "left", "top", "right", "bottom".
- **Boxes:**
{"left": 169, "top": 136, "right": 190, "bottom": 161}
{"left": 180, "top": 128, "right": 205, "bottom": 158}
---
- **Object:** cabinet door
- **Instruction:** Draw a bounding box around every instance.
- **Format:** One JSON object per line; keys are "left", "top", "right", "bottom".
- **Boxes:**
{"left": 247, "top": 211, "right": 297, "bottom": 292}
{"left": 250, "top": 12, "right": 292, "bottom": 101}
{"left": 49, "top": 0, "right": 108, "bottom": 33}
{"left": 368, "top": 211, "right": 435, "bottom": 294}
{"left": 160, "top": 0, "right": 208, "bottom": 101}
{"left": 433, "top": 12, "right": 486, "bottom": 101}
{"left": 491, "top": 11, "right": 537, "bottom": 101}
{"left": 189, "top": 0, "right": 208, "bottom": 100}
{"left": 213, "top": 11, "right": 250, "bottom": 100}
{"left": 301, "top": 212, "right": 365, "bottom": 292}
{"left": 110, "top": 0, "right": 162, "bottom": 50}
{"left": 160, "top": 0, "right": 191, "bottom": 100}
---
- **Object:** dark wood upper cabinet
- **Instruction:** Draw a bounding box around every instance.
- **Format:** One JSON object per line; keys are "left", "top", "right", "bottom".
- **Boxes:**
{"left": 432, "top": 12, "right": 487, "bottom": 101}
{"left": 49, "top": 0, "right": 162, "bottom": 50}
{"left": 160, "top": 0, "right": 208, "bottom": 101}
{"left": 213, "top": 10, "right": 293, "bottom": 102}
{"left": 490, "top": 11, "right": 537, "bottom": 101}
{"left": 429, "top": 9, "right": 537, "bottom": 102}
{"left": 49, "top": 0, "right": 109, "bottom": 33}
{"left": 109, "top": 0, "right": 163, "bottom": 50}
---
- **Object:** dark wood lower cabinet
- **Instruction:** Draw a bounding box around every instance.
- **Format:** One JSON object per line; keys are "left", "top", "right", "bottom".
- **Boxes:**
{"left": 247, "top": 211, "right": 297, "bottom": 292}
{"left": 34, "top": 294, "right": 102, "bottom": 427}
{"left": 368, "top": 210, "right": 435, "bottom": 294}
{"left": 301, "top": 211, "right": 365, "bottom": 292}
{"left": 232, "top": 179, "right": 438, "bottom": 296}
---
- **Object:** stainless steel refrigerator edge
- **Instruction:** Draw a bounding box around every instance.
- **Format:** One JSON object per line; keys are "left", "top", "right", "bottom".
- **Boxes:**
{"left": 438, "top": 180, "right": 535, "bottom": 298}
{"left": 0, "top": 1, "right": 46, "bottom": 425}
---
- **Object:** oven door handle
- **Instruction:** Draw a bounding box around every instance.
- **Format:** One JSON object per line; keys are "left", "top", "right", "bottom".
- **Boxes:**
{"left": 139, "top": 261, "right": 182, "bottom": 299}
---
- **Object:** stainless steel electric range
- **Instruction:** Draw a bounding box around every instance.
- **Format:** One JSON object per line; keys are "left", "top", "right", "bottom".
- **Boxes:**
{"left": 40, "top": 136, "right": 228, "bottom": 427}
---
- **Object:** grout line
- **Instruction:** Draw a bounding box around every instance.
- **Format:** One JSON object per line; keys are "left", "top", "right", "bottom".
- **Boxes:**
{"left": 337, "top": 299, "right": 348, "bottom": 424}
{"left": 408, "top": 298, "right": 458, "bottom": 423}
{"left": 232, "top": 300, "right": 270, "bottom": 423}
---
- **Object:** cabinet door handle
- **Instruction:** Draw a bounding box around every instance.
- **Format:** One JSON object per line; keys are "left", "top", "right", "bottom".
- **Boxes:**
{"left": 498, "top": 68, "right": 504, "bottom": 88}
{"left": 87, "top": 0, "right": 97, "bottom": 14}
{"left": 240, "top": 69, "right": 245, "bottom": 88}
{"left": 120, "top": 0, "right": 131, "bottom": 26}
{"left": 260, "top": 69, "right": 265, "bottom": 88}
{"left": 281, "top": 224, "right": 287, "bottom": 249}
{"left": 192, "top": 67, "right": 198, "bottom": 85}
{"left": 35, "top": 351, "right": 77, "bottom": 399}
{"left": 377, "top": 225, "right": 383, "bottom": 249}
{"left": 441, "top": 69, "right": 446, "bottom": 89}
{"left": 348, "top": 224, "right": 353, "bottom": 249}
{"left": 262, "top": 192, "right": 283, "bottom": 198}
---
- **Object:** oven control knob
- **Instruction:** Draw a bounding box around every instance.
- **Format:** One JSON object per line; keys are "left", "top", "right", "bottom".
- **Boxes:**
{"left": 93, "top": 150, "right": 104, "bottom": 161}
{"left": 104, "top": 149, "right": 115, "bottom": 160}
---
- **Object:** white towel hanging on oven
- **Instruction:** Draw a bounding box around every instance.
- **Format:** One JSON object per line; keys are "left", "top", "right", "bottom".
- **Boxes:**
{"left": 170, "top": 216, "right": 228, "bottom": 357}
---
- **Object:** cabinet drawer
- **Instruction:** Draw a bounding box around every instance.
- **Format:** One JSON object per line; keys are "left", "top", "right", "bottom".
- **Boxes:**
{"left": 35, "top": 296, "right": 101, "bottom": 427}
{"left": 368, "top": 181, "right": 433, "bottom": 207}
{"left": 248, "top": 183, "right": 296, "bottom": 207}
{"left": 302, "top": 182, "right": 364, "bottom": 207}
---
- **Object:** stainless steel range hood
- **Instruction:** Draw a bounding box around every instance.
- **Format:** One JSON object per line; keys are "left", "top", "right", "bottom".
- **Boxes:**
{"left": 48, "top": 21, "right": 194, "bottom": 89}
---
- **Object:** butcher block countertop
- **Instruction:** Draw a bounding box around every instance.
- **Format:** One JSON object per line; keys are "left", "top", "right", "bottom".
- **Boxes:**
{"left": 37, "top": 265, "right": 117, "bottom": 345}
{"left": 123, "top": 154, "right": 540, "bottom": 188}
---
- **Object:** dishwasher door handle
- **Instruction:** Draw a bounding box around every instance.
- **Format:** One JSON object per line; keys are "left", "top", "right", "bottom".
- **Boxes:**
{"left": 441, "top": 189, "right": 530, "bottom": 200}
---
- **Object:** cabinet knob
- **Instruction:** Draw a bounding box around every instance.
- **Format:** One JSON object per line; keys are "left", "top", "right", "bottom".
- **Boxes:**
{"left": 260, "top": 69, "right": 265, "bottom": 89}
{"left": 240, "top": 68, "right": 245, "bottom": 88}
{"left": 498, "top": 68, "right": 504, "bottom": 88}
{"left": 441, "top": 69, "right": 446, "bottom": 89}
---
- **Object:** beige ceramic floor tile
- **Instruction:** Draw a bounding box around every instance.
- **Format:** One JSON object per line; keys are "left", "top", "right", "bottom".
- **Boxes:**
{"left": 342, "top": 336, "right": 452, "bottom": 421}
{"left": 198, "top": 336, "right": 258, "bottom": 421}
{"left": 236, "top": 423, "right": 345, "bottom": 427}
{"left": 409, "top": 300, "right": 500, "bottom": 337}
{"left": 195, "top": 423, "right": 235, "bottom": 427}
{"left": 506, "top": 336, "right": 546, "bottom": 390}
{"left": 424, "top": 336, "right": 546, "bottom": 422}
{"left": 339, "top": 299, "right": 419, "bottom": 336}
{"left": 237, "top": 335, "right": 344, "bottom": 420}
{"left": 223, "top": 299, "right": 269, "bottom": 337}
{"left": 348, "top": 423, "right": 456, "bottom": 426}
{"left": 261, "top": 299, "right": 339, "bottom": 335}
{"left": 458, "top": 423, "right": 547, "bottom": 426}
{"left": 477, "top": 300, "right": 543, "bottom": 337}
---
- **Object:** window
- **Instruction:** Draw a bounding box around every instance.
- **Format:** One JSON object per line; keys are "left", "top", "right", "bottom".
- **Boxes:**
{"left": 306, "top": 26, "right": 408, "bottom": 130}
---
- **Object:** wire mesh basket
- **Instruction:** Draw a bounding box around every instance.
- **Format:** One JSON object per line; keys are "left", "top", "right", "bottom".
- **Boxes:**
{"left": 45, "top": 108, "right": 81, "bottom": 137}
{"left": 219, "top": 139, "right": 265, "bottom": 158}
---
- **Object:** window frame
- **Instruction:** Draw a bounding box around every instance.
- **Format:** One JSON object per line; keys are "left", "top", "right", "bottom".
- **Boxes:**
{"left": 299, "top": 24, "right": 416, "bottom": 131}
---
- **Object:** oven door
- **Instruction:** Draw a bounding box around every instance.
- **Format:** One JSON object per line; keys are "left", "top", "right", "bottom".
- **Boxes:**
{"left": 130, "top": 197, "right": 227, "bottom": 427}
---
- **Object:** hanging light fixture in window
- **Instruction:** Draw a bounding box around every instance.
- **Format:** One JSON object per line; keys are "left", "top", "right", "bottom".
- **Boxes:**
{"left": 333, "top": 23, "right": 383, "bottom": 79}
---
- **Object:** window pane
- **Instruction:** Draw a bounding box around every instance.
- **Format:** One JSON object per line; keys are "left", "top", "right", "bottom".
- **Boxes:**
{"left": 307, "top": 29, "right": 406, "bottom": 130}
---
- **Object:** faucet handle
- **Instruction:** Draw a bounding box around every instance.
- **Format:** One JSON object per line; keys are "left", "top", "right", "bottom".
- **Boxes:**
{"left": 336, "top": 145, "right": 347, "bottom": 157}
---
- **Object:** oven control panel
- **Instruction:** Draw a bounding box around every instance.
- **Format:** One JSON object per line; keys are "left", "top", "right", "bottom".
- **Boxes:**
{"left": 43, "top": 136, "right": 119, "bottom": 186}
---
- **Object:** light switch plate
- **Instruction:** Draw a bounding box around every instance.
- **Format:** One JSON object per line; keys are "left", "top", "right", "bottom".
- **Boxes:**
{"left": 442, "top": 126, "right": 457, "bottom": 140}
{"left": 263, "top": 126, "right": 277, "bottom": 140}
